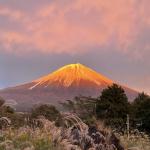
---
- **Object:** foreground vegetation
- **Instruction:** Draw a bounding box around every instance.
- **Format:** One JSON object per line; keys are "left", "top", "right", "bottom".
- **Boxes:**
{"left": 0, "top": 117, "right": 149, "bottom": 150}
{"left": 0, "top": 127, "right": 59, "bottom": 150}
{"left": 120, "top": 133, "right": 150, "bottom": 150}
{"left": 0, "top": 84, "right": 150, "bottom": 149}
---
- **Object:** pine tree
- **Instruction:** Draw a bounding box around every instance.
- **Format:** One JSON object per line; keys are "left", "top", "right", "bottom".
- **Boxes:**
{"left": 96, "top": 84, "right": 129, "bottom": 129}
{"left": 132, "top": 92, "right": 150, "bottom": 132}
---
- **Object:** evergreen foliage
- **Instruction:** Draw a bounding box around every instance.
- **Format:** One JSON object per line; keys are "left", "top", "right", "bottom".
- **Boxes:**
{"left": 96, "top": 84, "right": 129, "bottom": 129}
{"left": 132, "top": 92, "right": 150, "bottom": 132}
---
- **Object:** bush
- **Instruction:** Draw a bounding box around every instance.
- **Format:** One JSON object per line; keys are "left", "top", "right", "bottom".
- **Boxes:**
{"left": 31, "top": 104, "right": 62, "bottom": 126}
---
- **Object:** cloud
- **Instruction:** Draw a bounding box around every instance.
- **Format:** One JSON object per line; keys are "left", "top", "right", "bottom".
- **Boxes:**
{"left": 0, "top": 0, "right": 149, "bottom": 59}
{"left": 0, "top": 5, "right": 25, "bottom": 21}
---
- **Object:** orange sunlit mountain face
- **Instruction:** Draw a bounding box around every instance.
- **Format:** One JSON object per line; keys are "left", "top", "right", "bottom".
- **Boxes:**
{"left": 29, "top": 63, "right": 113, "bottom": 89}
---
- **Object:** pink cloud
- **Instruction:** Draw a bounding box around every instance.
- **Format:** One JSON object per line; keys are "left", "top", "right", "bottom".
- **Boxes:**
{"left": 0, "top": 5, "right": 25, "bottom": 21}
{"left": 0, "top": 0, "right": 149, "bottom": 58}
{"left": 0, "top": 31, "right": 28, "bottom": 52}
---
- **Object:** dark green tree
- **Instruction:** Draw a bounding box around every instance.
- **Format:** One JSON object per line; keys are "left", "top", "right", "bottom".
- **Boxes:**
{"left": 96, "top": 84, "right": 129, "bottom": 129}
{"left": 1, "top": 105, "right": 14, "bottom": 114}
{"left": 132, "top": 92, "right": 150, "bottom": 132}
{"left": 31, "top": 104, "right": 61, "bottom": 123}
{"left": 134, "top": 92, "right": 149, "bottom": 104}
{"left": 0, "top": 96, "right": 14, "bottom": 116}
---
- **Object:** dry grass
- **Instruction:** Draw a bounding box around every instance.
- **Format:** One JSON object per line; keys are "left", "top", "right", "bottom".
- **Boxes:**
{"left": 0, "top": 115, "right": 150, "bottom": 150}
{"left": 95, "top": 120, "right": 150, "bottom": 150}
{"left": 119, "top": 132, "right": 150, "bottom": 150}
{"left": 0, "top": 127, "right": 62, "bottom": 150}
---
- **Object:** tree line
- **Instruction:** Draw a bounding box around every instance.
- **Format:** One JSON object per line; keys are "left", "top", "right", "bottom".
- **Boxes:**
{"left": 61, "top": 84, "right": 150, "bottom": 133}
{"left": 0, "top": 84, "right": 150, "bottom": 133}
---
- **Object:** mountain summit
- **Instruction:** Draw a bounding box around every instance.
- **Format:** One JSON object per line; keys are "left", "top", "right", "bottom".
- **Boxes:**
{"left": 29, "top": 63, "right": 112, "bottom": 90}
{"left": 0, "top": 63, "right": 137, "bottom": 111}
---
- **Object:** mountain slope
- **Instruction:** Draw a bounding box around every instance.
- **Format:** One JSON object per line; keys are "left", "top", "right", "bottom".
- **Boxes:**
{"left": 29, "top": 63, "right": 113, "bottom": 89}
{"left": 0, "top": 63, "right": 138, "bottom": 111}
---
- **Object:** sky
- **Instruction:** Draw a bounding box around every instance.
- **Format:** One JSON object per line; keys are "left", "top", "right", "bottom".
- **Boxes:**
{"left": 0, "top": 0, "right": 150, "bottom": 94}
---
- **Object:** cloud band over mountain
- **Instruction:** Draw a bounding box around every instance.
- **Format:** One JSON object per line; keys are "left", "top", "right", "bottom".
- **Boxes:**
{"left": 0, "top": 0, "right": 149, "bottom": 59}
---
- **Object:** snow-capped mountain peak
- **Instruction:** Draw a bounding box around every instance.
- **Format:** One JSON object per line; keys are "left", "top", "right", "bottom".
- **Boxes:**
{"left": 29, "top": 63, "right": 113, "bottom": 90}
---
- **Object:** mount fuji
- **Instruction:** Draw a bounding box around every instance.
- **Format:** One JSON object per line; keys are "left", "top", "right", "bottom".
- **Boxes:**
{"left": 0, "top": 63, "right": 138, "bottom": 111}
